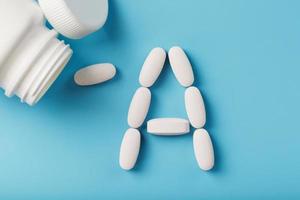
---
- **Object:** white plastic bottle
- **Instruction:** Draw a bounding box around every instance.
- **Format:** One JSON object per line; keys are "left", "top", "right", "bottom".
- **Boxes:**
{"left": 0, "top": 0, "right": 108, "bottom": 105}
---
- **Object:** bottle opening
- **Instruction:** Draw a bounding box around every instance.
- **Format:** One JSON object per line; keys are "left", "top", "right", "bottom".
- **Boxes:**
{"left": 0, "top": 26, "right": 72, "bottom": 106}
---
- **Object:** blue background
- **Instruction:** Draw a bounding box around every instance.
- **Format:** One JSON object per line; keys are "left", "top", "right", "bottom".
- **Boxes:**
{"left": 1, "top": 0, "right": 300, "bottom": 199}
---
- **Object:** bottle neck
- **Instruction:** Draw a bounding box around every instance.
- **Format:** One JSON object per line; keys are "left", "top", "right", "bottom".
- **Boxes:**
{"left": 0, "top": 25, "right": 72, "bottom": 105}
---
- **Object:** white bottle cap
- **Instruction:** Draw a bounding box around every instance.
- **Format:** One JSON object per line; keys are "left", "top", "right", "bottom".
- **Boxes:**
{"left": 38, "top": 0, "right": 109, "bottom": 39}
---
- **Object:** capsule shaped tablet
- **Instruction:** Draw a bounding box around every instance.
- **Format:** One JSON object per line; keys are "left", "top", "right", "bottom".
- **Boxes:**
{"left": 147, "top": 118, "right": 190, "bottom": 136}
{"left": 128, "top": 87, "right": 151, "bottom": 128}
{"left": 169, "top": 46, "right": 194, "bottom": 87}
{"left": 74, "top": 63, "right": 116, "bottom": 86}
{"left": 185, "top": 86, "right": 206, "bottom": 128}
{"left": 193, "top": 129, "right": 214, "bottom": 171}
{"left": 139, "top": 47, "right": 166, "bottom": 87}
{"left": 119, "top": 128, "right": 141, "bottom": 170}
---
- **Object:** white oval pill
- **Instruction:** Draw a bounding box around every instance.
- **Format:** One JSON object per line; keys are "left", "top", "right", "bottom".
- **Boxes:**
{"left": 128, "top": 87, "right": 151, "bottom": 128}
{"left": 147, "top": 118, "right": 190, "bottom": 136}
{"left": 74, "top": 63, "right": 116, "bottom": 86}
{"left": 169, "top": 46, "right": 194, "bottom": 87}
{"left": 139, "top": 47, "right": 166, "bottom": 87}
{"left": 119, "top": 128, "right": 141, "bottom": 170}
{"left": 185, "top": 86, "right": 206, "bottom": 128}
{"left": 193, "top": 129, "right": 215, "bottom": 171}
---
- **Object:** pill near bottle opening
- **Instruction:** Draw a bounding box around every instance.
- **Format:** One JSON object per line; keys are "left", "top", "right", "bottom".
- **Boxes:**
{"left": 128, "top": 87, "right": 151, "bottom": 128}
{"left": 147, "top": 118, "right": 190, "bottom": 136}
{"left": 193, "top": 129, "right": 215, "bottom": 171}
{"left": 185, "top": 86, "right": 206, "bottom": 128}
{"left": 74, "top": 63, "right": 116, "bottom": 86}
{"left": 139, "top": 47, "right": 166, "bottom": 88}
{"left": 169, "top": 46, "right": 194, "bottom": 87}
{"left": 119, "top": 128, "right": 141, "bottom": 171}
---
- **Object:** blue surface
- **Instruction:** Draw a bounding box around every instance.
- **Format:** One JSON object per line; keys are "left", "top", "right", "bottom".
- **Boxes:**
{"left": 1, "top": 0, "right": 300, "bottom": 199}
